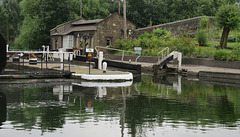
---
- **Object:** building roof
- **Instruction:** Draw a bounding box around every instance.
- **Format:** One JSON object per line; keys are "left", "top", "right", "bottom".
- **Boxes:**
{"left": 72, "top": 19, "right": 103, "bottom": 25}
{"left": 51, "top": 26, "right": 97, "bottom": 36}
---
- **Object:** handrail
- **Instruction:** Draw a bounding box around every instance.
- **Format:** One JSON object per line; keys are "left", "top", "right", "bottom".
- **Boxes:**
{"left": 157, "top": 47, "right": 169, "bottom": 63}
{"left": 95, "top": 46, "right": 141, "bottom": 63}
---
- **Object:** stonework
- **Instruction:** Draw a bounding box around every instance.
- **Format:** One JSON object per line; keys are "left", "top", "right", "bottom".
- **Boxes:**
{"left": 50, "top": 13, "right": 135, "bottom": 53}
{"left": 133, "top": 16, "right": 215, "bottom": 37}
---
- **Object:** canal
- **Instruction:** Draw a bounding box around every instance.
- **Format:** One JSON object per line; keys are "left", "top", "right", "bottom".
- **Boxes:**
{"left": 0, "top": 75, "right": 240, "bottom": 137}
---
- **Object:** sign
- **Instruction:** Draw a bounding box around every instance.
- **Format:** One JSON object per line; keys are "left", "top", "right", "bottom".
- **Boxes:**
{"left": 87, "top": 52, "right": 93, "bottom": 61}
{"left": 134, "top": 47, "right": 142, "bottom": 54}
{"left": 86, "top": 48, "right": 94, "bottom": 53}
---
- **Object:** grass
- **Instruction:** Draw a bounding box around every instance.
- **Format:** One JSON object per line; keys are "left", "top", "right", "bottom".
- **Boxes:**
{"left": 206, "top": 41, "right": 240, "bottom": 48}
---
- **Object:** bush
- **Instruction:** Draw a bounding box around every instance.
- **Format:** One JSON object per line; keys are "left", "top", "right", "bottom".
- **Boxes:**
{"left": 213, "top": 49, "right": 230, "bottom": 60}
{"left": 153, "top": 28, "right": 171, "bottom": 39}
{"left": 228, "top": 36, "right": 240, "bottom": 42}
{"left": 196, "top": 29, "right": 208, "bottom": 46}
{"left": 193, "top": 47, "right": 213, "bottom": 58}
{"left": 200, "top": 16, "right": 209, "bottom": 29}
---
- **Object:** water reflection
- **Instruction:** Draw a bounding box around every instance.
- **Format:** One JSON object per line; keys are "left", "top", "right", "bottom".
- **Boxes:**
{"left": 0, "top": 77, "right": 240, "bottom": 137}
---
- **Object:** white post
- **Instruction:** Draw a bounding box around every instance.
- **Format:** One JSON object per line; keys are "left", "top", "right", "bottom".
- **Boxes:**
{"left": 42, "top": 45, "right": 45, "bottom": 59}
{"left": 103, "top": 62, "right": 107, "bottom": 73}
{"left": 98, "top": 51, "right": 103, "bottom": 69}
{"left": 177, "top": 52, "right": 182, "bottom": 71}
{"left": 46, "top": 46, "right": 49, "bottom": 61}
{"left": 6, "top": 44, "right": 9, "bottom": 52}
{"left": 60, "top": 51, "right": 64, "bottom": 70}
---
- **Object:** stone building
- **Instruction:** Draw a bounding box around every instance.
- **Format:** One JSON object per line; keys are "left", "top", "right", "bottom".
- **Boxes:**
{"left": 50, "top": 13, "right": 135, "bottom": 53}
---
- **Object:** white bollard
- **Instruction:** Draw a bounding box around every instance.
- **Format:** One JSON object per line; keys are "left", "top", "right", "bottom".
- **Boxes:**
{"left": 6, "top": 44, "right": 9, "bottom": 52}
{"left": 103, "top": 62, "right": 107, "bottom": 73}
{"left": 177, "top": 52, "right": 182, "bottom": 71}
{"left": 60, "top": 51, "right": 64, "bottom": 70}
{"left": 98, "top": 51, "right": 103, "bottom": 69}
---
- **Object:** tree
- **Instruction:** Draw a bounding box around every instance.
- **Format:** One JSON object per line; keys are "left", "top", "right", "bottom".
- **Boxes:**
{"left": 17, "top": 0, "right": 72, "bottom": 49}
{"left": 17, "top": 0, "right": 115, "bottom": 49}
{"left": 215, "top": 4, "right": 240, "bottom": 48}
{"left": 0, "top": 0, "right": 22, "bottom": 45}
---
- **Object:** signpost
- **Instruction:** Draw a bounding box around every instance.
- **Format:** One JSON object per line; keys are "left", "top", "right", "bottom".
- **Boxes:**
{"left": 134, "top": 47, "right": 142, "bottom": 54}
{"left": 86, "top": 48, "right": 94, "bottom": 74}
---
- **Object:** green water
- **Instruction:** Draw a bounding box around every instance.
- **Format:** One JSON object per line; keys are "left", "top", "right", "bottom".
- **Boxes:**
{"left": 0, "top": 76, "right": 240, "bottom": 137}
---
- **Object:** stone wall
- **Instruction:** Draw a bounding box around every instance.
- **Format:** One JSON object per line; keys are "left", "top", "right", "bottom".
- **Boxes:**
{"left": 97, "top": 13, "right": 136, "bottom": 46}
{"left": 132, "top": 16, "right": 215, "bottom": 37}
{"left": 0, "top": 33, "right": 6, "bottom": 74}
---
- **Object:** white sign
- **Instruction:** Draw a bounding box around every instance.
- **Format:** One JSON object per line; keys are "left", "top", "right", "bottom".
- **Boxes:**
{"left": 86, "top": 48, "right": 94, "bottom": 53}
{"left": 134, "top": 47, "right": 142, "bottom": 51}
{"left": 134, "top": 47, "right": 142, "bottom": 54}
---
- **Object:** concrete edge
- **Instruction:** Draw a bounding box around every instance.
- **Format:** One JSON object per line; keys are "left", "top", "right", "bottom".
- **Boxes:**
{"left": 72, "top": 73, "right": 133, "bottom": 81}
{"left": 199, "top": 71, "right": 240, "bottom": 80}
{"left": 72, "top": 81, "right": 133, "bottom": 87}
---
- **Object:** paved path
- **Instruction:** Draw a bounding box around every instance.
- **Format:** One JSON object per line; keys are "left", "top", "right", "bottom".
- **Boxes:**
{"left": 168, "top": 64, "right": 240, "bottom": 74}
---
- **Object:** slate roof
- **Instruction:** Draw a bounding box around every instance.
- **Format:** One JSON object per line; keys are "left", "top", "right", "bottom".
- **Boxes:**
{"left": 72, "top": 19, "right": 103, "bottom": 25}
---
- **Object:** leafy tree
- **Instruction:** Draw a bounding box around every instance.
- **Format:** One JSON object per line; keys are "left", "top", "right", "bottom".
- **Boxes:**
{"left": 17, "top": 0, "right": 72, "bottom": 49}
{"left": 215, "top": 4, "right": 240, "bottom": 48}
{"left": 0, "top": 0, "right": 22, "bottom": 46}
{"left": 17, "top": 0, "right": 115, "bottom": 49}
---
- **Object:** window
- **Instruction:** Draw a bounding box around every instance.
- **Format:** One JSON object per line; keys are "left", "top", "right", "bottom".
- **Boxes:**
{"left": 106, "top": 38, "right": 111, "bottom": 47}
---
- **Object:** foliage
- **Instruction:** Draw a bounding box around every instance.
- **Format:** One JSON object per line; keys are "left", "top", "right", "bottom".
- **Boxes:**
{"left": 115, "top": 29, "right": 197, "bottom": 57}
{"left": 228, "top": 36, "right": 240, "bottom": 42}
{"left": 114, "top": 29, "right": 240, "bottom": 61}
{"left": 152, "top": 28, "right": 171, "bottom": 39}
{"left": 216, "top": 4, "right": 240, "bottom": 30}
{"left": 193, "top": 47, "right": 213, "bottom": 58}
{"left": 0, "top": 0, "right": 22, "bottom": 45}
{"left": 196, "top": 29, "right": 208, "bottom": 46}
{"left": 127, "top": 0, "right": 229, "bottom": 28}
{"left": 200, "top": 16, "right": 210, "bottom": 29}
{"left": 215, "top": 4, "right": 240, "bottom": 48}
{"left": 16, "top": 0, "right": 73, "bottom": 49}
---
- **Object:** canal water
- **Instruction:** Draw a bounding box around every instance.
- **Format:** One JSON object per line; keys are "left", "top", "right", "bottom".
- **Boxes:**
{"left": 0, "top": 75, "right": 240, "bottom": 137}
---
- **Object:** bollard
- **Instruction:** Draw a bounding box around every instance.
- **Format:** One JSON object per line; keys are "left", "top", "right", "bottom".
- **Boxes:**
{"left": 103, "top": 62, "right": 107, "bottom": 73}
{"left": 177, "top": 52, "right": 182, "bottom": 71}
{"left": 98, "top": 51, "right": 103, "bottom": 69}
{"left": 60, "top": 51, "right": 64, "bottom": 70}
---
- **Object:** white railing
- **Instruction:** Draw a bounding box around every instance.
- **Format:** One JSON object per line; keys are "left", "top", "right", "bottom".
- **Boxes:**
{"left": 157, "top": 47, "right": 169, "bottom": 63}
{"left": 95, "top": 46, "right": 141, "bottom": 63}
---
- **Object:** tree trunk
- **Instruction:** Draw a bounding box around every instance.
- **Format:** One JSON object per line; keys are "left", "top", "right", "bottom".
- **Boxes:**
{"left": 219, "top": 27, "right": 230, "bottom": 49}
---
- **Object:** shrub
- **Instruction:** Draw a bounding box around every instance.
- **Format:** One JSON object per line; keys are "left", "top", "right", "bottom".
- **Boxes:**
{"left": 213, "top": 49, "right": 230, "bottom": 60}
{"left": 139, "top": 32, "right": 152, "bottom": 39}
{"left": 200, "top": 16, "right": 209, "bottom": 29}
{"left": 193, "top": 47, "right": 213, "bottom": 58}
{"left": 228, "top": 36, "right": 240, "bottom": 42}
{"left": 153, "top": 28, "right": 171, "bottom": 39}
{"left": 196, "top": 29, "right": 208, "bottom": 46}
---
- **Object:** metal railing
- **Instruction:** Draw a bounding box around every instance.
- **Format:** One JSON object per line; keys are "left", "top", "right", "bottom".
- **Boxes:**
{"left": 95, "top": 46, "right": 141, "bottom": 63}
{"left": 7, "top": 51, "right": 73, "bottom": 72}
{"left": 157, "top": 47, "right": 169, "bottom": 63}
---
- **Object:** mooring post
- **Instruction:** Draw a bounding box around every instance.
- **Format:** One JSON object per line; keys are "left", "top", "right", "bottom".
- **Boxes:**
{"left": 98, "top": 51, "right": 103, "bottom": 69}
{"left": 177, "top": 52, "right": 182, "bottom": 72}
